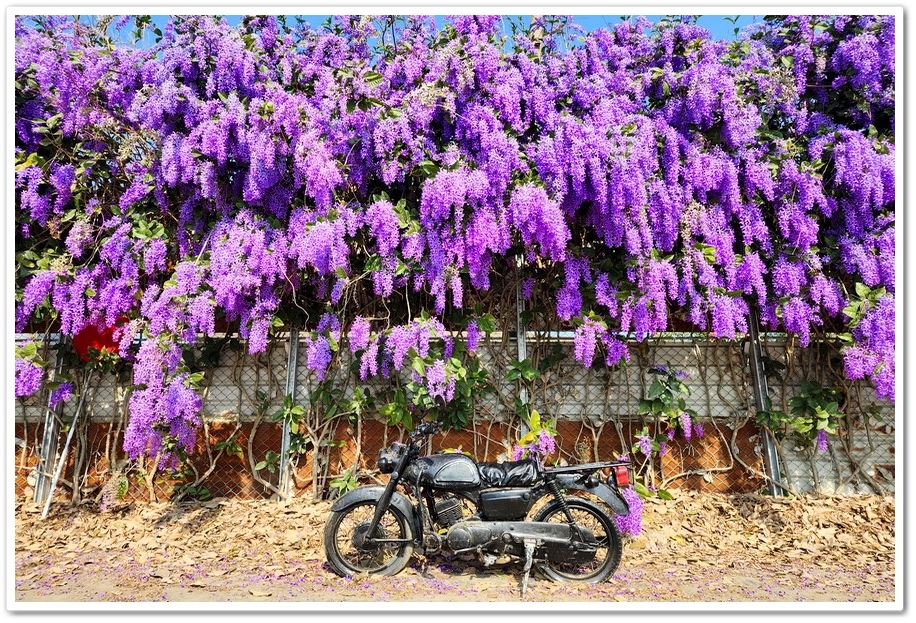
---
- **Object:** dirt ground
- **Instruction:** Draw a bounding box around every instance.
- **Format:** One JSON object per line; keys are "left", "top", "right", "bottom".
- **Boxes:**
{"left": 11, "top": 489, "right": 898, "bottom": 611}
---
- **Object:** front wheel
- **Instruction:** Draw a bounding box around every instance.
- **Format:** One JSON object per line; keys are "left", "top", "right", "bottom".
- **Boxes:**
{"left": 531, "top": 497, "right": 623, "bottom": 583}
{"left": 323, "top": 501, "right": 415, "bottom": 577}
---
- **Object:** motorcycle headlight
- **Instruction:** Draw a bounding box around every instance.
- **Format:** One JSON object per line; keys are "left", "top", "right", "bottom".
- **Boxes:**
{"left": 377, "top": 443, "right": 403, "bottom": 474}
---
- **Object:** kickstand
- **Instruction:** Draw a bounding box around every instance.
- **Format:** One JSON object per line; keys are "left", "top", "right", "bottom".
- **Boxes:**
{"left": 520, "top": 539, "right": 536, "bottom": 598}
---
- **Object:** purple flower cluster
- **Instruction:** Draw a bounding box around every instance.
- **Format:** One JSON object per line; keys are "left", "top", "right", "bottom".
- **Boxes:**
{"left": 637, "top": 434, "right": 653, "bottom": 457}
{"left": 680, "top": 411, "right": 693, "bottom": 440}
{"left": 376, "top": 318, "right": 453, "bottom": 378}
{"left": 306, "top": 336, "right": 333, "bottom": 380}
{"left": 348, "top": 316, "right": 371, "bottom": 353}
{"left": 615, "top": 486, "right": 644, "bottom": 537}
{"left": 816, "top": 429, "right": 829, "bottom": 454}
{"left": 49, "top": 382, "right": 74, "bottom": 408}
{"left": 844, "top": 293, "right": 895, "bottom": 401}
{"left": 125, "top": 372, "right": 202, "bottom": 469}
{"left": 465, "top": 320, "right": 481, "bottom": 352}
{"left": 573, "top": 318, "right": 604, "bottom": 367}
{"left": 15, "top": 358, "right": 44, "bottom": 398}
{"left": 423, "top": 359, "right": 455, "bottom": 403}
{"left": 512, "top": 428, "right": 557, "bottom": 462}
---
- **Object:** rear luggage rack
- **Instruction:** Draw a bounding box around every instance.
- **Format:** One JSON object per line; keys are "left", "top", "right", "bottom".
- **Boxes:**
{"left": 543, "top": 460, "right": 633, "bottom": 488}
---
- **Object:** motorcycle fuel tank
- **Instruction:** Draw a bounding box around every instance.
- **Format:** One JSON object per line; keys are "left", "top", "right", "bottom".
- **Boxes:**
{"left": 409, "top": 453, "right": 481, "bottom": 490}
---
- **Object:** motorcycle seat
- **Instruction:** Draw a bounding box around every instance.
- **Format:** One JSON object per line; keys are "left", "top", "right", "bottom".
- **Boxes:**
{"left": 478, "top": 459, "right": 539, "bottom": 488}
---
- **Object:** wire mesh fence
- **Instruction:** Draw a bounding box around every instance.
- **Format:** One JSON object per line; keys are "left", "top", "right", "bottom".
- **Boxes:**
{"left": 762, "top": 335, "right": 896, "bottom": 495}
{"left": 14, "top": 329, "right": 894, "bottom": 509}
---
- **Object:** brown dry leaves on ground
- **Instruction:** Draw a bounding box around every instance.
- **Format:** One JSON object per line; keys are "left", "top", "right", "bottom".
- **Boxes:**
{"left": 13, "top": 490, "right": 897, "bottom": 606}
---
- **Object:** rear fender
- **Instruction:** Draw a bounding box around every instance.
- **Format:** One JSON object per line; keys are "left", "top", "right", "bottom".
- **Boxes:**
{"left": 330, "top": 486, "right": 421, "bottom": 534}
{"left": 556, "top": 474, "right": 631, "bottom": 516}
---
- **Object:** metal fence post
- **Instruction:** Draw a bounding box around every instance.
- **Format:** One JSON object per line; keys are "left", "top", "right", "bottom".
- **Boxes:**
{"left": 279, "top": 329, "right": 299, "bottom": 500}
{"left": 516, "top": 265, "right": 529, "bottom": 439}
{"left": 34, "top": 335, "right": 65, "bottom": 504}
{"left": 41, "top": 368, "right": 94, "bottom": 518}
{"left": 746, "top": 305, "right": 786, "bottom": 496}
{"left": 516, "top": 280, "right": 528, "bottom": 410}
{"left": 34, "top": 403, "right": 62, "bottom": 504}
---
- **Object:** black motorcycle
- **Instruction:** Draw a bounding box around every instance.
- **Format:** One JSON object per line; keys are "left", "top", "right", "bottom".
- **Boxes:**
{"left": 323, "top": 420, "right": 633, "bottom": 591}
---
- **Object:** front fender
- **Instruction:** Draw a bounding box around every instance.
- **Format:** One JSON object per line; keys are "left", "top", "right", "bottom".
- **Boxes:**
{"left": 556, "top": 474, "right": 631, "bottom": 516}
{"left": 330, "top": 486, "right": 421, "bottom": 533}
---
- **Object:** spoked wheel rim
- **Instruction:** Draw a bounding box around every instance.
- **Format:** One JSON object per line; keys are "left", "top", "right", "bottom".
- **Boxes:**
{"left": 533, "top": 497, "right": 622, "bottom": 582}
{"left": 328, "top": 502, "right": 412, "bottom": 575}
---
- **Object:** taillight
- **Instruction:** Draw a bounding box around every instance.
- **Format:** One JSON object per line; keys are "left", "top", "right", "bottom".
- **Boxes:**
{"left": 612, "top": 465, "right": 630, "bottom": 487}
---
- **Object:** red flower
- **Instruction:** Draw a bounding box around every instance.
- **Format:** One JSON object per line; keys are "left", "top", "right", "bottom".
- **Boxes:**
{"left": 72, "top": 316, "right": 129, "bottom": 362}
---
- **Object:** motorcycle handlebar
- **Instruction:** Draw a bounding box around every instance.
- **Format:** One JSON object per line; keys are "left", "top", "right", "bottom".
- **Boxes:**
{"left": 411, "top": 421, "right": 442, "bottom": 437}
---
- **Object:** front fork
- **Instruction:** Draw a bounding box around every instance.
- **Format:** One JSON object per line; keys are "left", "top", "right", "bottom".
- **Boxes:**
{"left": 364, "top": 450, "right": 417, "bottom": 546}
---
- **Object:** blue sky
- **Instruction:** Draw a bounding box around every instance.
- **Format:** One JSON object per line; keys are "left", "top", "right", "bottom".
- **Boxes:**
{"left": 286, "top": 15, "right": 760, "bottom": 40}
{"left": 575, "top": 15, "right": 759, "bottom": 40}
{"left": 141, "top": 14, "right": 760, "bottom": 43}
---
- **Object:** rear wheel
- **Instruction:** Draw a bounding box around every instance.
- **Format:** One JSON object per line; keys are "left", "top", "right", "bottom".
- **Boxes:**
{"left": 531, "top": 497, "right": 623, "bottom": 583}
{"left": 323, "top": 501, "right": 415, "bottom": 577}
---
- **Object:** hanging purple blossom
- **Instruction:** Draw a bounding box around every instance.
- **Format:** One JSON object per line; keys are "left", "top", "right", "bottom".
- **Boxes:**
{"left": 680, "top": 412, "right": 693, "bottom": 440}
{"left": 815, "top": 429, "right": 829, "bottom": 453}
{"left": 49, "top": 382, "right": 74, "bottom": 408}
{"left": 465, "top": 320, "right": 481, "bottom": 351}
{"left": 15, "top": 358, "right": 44, "bottom": 398}
{"left": 348, "top": 316, "right": 371, "bottom": 353}
{"left": 615, "top": 487, "right": 644, "bottom": 537}
{"left": 637, "top": 434, "right": 652, "bottom": 457}
{"left": 306, "top": 335, "right": 333, "bottom": 380}
{"left": 424, "top": 359, "right": 455, "bottom": 403}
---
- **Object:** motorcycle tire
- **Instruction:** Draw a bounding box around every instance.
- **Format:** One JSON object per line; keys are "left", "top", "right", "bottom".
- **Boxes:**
{"left": 530, "top": 496, "right": 623, "bottom": 583}
{"left": 323, "top": 500, "right": 415, "bottom": 577}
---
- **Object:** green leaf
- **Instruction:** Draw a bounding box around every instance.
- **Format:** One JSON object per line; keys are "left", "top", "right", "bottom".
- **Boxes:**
{"left": 379, "top": 401, "right": 404, "bottom": 426}
{"left": 16, "top": 342, "right": 39, "bottom": 359}
{"left": 16, "top": 152, "right": 46, "bottom": 171}
{"left": 363, "top": 71, "right": 385, "bottom": 87}
{"left": 646, "top": 380, "right": 666, "bottom": 400}
{"left": 186, "top": 372, "right": 205, "bottom": 387}
{"left": 528, "top": 409, "right": 541, "bottom": 431}
{"left": 416, "top": 159, "right": 439, "bottom": 177}
{"left": 634, "top": 481, "right": 652, "bottom": 497}
{"left": 365, "top": 254, "right": 382, "bottom": 272}
{"left": 637, "top": 399, "right": 655, "bottom": 414}
{"left": 476, "top": 313, "right": 497, "bottom": 334}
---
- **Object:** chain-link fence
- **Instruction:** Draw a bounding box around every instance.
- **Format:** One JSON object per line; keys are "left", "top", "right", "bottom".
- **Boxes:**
{"left": 762, "top": 335, "right": 896, "bottom": 495}
{"left": 14, "top": 326, "right": 894, "bottom": 508}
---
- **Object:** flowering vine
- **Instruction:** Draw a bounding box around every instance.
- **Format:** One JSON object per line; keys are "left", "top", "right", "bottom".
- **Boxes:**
{"left": 14, "top": 14, "right": 895, "bottom": 465}
{"left": 510, "top": 410, "right": 557, "bottom": 463}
